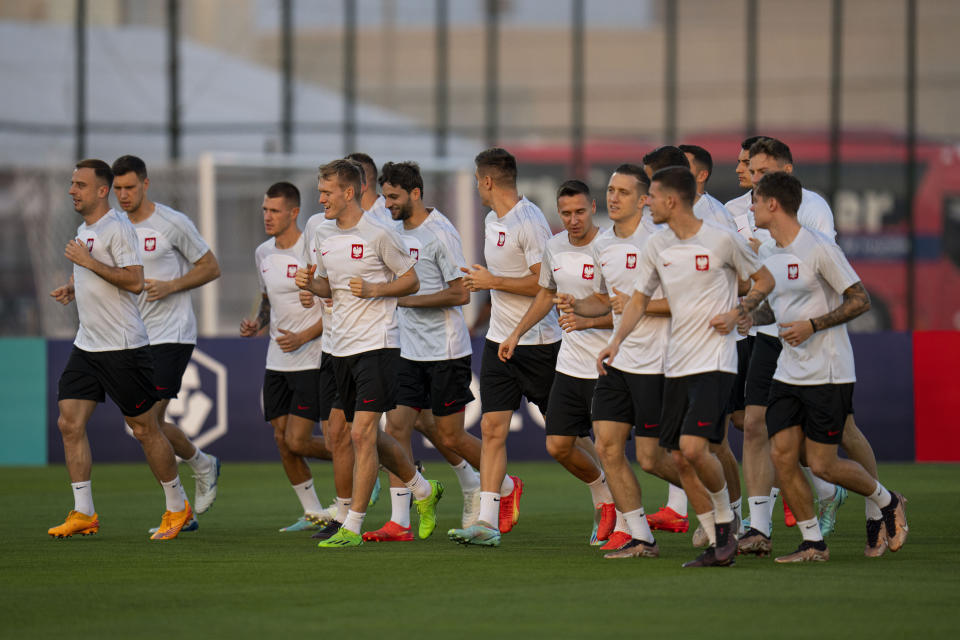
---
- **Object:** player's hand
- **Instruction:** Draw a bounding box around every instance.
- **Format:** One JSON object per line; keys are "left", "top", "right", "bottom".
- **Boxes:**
{"left": 737, "top": 312, "right": 754, "bottom": 335}
{"left": 239, "top": 318, "right": 260, "bottom": 337}
{"left": 610, "top": 287, "right": 630, "bottom": 315}
{"left": 559, "top": 313, "right": 590, "bottom": 333}
{"left": 64, "top": 239, "right": 94, "bottom": 268}
{"left": 349, "top": 277, "right": 377, "bottom": 298}
{"left": 498, "top": 334, "right": 519, "bottom": 362}
{"left": 596, "top": 342, "right": 619, "bottom": 375}
{"left": 294, "top": 264, "right": 316, "bottom": 290}
{"left": 276, "top": 327, "right": 305, "bottom": 352}
{"left": 748, "top": 237, "right": 762, "bottom": 254}
{"left": 143, "top": 278, "right": 176, "bottom": 301}
{"left": 323, "top": 297, "right": 333, "bottom": 307}
{"left": 461, "top": 264, "right": 496, "bottom": 292}
{"left": 779, "top": 321, "right": 814, "bottom": 347}
{"left": 709, "top": 309, "right": 739, "bottom": 335}
{"left": 554, "top": 293, "right": 575, "bottom": 315}
{"left": 299, "top": 290, "right": 315, "bottom": 308}
{"left": 50, "top": 284, "right": 75, "bottom": 305}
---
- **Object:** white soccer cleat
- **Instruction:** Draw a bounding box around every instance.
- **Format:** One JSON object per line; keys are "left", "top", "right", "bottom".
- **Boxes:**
{"left": 193, "top": 455, "right": 221, "bottom": 515}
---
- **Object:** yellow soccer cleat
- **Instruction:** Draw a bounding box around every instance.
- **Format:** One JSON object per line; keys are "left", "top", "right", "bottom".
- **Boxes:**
{"left": 150, "top": 500, "right": 194, "bottom": 541}
{"left": 48, "top": 510, "right": 99, "bottom": 538}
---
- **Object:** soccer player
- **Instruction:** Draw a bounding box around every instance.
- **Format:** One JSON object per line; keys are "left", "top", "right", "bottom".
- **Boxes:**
{"left": 679, "top": 144, "right": 740, "bottom": 232}
{"left": 295, "top": 159, "right": 443, "bottom": 548}
{"left": 597, "top": 167, "right": 775, "bottom": 567}
{"left": 346, "top": 151, "right": 394, "bottom": 228}
{"left": 449, "top": 148, "right": 560, "bottom": 547}
{"left": 240, "top": 182, "right": 334, "bottom": 531}
{"left": 364, "top": 161, "right": 483, "bottom": 541}
{"left": 111, "top": 155, "right": 221, "bottom": 530}
{"left": 745, "top": 171, "right": 907, "bottom": 562}
{"left": 48, "top": 159, "right": 191, "bottom": 540}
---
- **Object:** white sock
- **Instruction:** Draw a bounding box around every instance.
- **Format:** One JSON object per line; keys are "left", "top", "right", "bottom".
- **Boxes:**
{"left": 451, "top": 460, "right": 480, "bottom": 493}
{"left": 623, "top": 507, "right": 654, "bottom": 543}
{"left": 390, "top": 487, "right": 412, "bottom": 528}
{"left": 708, "top": 484, "right": 734, "bottom": 524}
{"left": 770, "top": 486, "right": 780, "bottom": 500}
{"left": 404, "top": 471, "right": 432, "bottom": 501}
{"left": 866, "top": 481, "right": 892, "bottom": 510}
{"left": 731, "top": 496, "right": 743, "bottom": 523}
{"left": 803, "top": 466, "right": 837, "bottom": 502}
{"left": 478, "top": 491, "right": 500, "bottom": 528}
{"left": 865, "top": 499, "right": 882, "bottom": 520}
{"left": 335, "top": 496, "right": 352, "bottom": 523}
{"left": 748, "top": 496, "right": 772, "bottom": 536}
{"left": 160, "top": 476, "right": 188, "bottom": 512}
{"left": 698, "top": 510, "right": 717, "bottom": 546}
{"left": 71, "top": 481, "right": 94, "bottom": 516}
{"left": 587, "top": 472, "right": 613, "bottom": 506}
{"left": 342, "top": 509, "right": 365, "bottom": 534}
{"left": 613, "top": 509, "right": 629, "bottom": 534}
{"left": 666, "top": 483, "right": 688, "bottom": 516}
{"left": 798, "top": 517, "right": 824, "bottom": 542}
{"left": 499, "top": 474, "right": 515, "bottom": 496}
{"left": 292, "top": 479, "right": 324, "bottom": 515}
{"left": 184, "top": 449, "right": 212, "bottom": 474}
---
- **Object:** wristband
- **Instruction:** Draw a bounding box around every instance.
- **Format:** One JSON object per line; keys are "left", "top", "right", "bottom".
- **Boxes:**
{"left": 810, "top": 319, "right": 817, "bottom": 333}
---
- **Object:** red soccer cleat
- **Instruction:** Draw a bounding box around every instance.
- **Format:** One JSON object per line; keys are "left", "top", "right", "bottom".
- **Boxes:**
{"left": 362, "top": 520, "right": 414, "bottom": 542}
{"left": 647, "top": 506, "right": 690, "bottom": 533}
{"left": 596, "top": 502, "right": 617, "bottom": 541}
{"left": 783, "top": 500, "right": 797, "bottom": 527}
{"left": 498, "top": 476, "right": 523, "bottom": 533}
{"left": 600, "top": 530, "right": 632, "bottom": 551}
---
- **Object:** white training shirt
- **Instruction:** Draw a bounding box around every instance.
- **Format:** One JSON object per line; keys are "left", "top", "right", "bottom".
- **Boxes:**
{"left": 723, "top": 191, "right": 754, "bottom": 241}
{"left": 313, "top": 214, "right": 417, "bottom": 357}
{"left": 131, "top": 203, "right": 210, "bottom": 345}
{"left": 255, "top": 234, "right": 324, "bottom": 372}
{"left": 398, "top": 209, "right": 472, "bottom": 361}
{"left": 484, "top": 197, "right": 561, "bottom": 346}
{"left": 593, "top": 217, "right": 670, "bottom": 375}
{"left": 694, "top": 193, "right": 738, "bottom": 232}
{"left": 72, "top": 209, "right": 149, "bottom": 352}
{"left": 538, "top": 230, "right": 611, "bottom": 379}
{"left": 761, "top": 227, "right": 859, "bottom": 385}
{"left": 635, "top": 220, "right": 763, "bottom": 377}
{"left": 364, "top": 195, "right": 400, "bottom": 231}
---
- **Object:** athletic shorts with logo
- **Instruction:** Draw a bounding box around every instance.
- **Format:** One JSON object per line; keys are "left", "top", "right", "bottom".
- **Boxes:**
{"left": 148, "top": 343, "right": 194, "bottom": 399}
{"left": 330, "top": 348, "right": 400, "bottom": 422}
{"left": 766, "top": 381, "right": 853, "bottom": 445}
{"left": 479, "top": 339, "right": 559, "bottom": 414}
{"left": 592, "top": 365, "right": 665, "bottom": 438}
{"left": 725, "top": 335, "right": 755, "bottom": 414}
{"left": 660, "top": 372, "right": 736, "bottom": 450}
{"left": 263, "top": 369, "right": 322, "bottom": 422}
{"left": 545, "top": 372, "right": 596, "bottom": 437}
{"left": 744, "top": 333, "right": 782, "bottom": 407}
{"left": 58, "top": 346, "right": 159, "bottom": 417}
{"left": 396, "top": 355, "right": 474, "bottom": 417}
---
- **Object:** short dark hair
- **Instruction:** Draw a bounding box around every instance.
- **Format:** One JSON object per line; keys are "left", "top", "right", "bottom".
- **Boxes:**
{"left": 651, "top": 166, "right": 696, "bottom": 206}
{"left": 475, "top": 147, "right": 518, "bottom": 188}
{"left": 642, "top": 146, "right": 691, "bottom": 173}
{"left": 740, "top": 135, "right": 766, "bottom": 151}
{"left": 557, "top": 179, "right": 590, "bottom": 200}
{"left": 753, "top": 172, "right": 802, "bottom": 216}
{"left": 749, "top": 137, "right": 793, "bottom": 164}
{"left": 345, "top": 152, "right": 376, "bottom": 186}
{"left": 265, "top": 181, "right": 300, "bottom": 208}
{"left": 319, "top": 159, "right": 363, "bottom": 202}
{"left": 111, "top": 155, "right": 148, "bottom": 181}
{"left": 612, "top": 163, "right": 650, "bottom": 194}
{"left": 678, "top": 144, "right": 713, "bottom": 181}
{"left": 75, "top": 159, "right": 113, "bottom": 188}
{"left": 379, "top": 161, "right": 424, "bottom": 195}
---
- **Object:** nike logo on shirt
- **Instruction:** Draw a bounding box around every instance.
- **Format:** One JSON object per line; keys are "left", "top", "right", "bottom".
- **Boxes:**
{"left": 697, "top": 420, "right": 712, "bottom": 427}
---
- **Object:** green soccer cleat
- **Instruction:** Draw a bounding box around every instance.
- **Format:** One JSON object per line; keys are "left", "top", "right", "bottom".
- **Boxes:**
{"left": 817, "top": 485, "right": 848, "bottom": 537}
{"left": 317, "top": 527, "right": 363, "bottom": 548}
{"left": 279, "top": 514, "right": 323, "bottom": 532}
{"left": 414, "top": 480, "right": 444, "bottom": 539}
{"left": 448, "top": 523, "right": 501, "bottom": 547}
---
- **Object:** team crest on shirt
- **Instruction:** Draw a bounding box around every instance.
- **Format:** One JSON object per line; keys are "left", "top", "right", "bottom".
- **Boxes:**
{"left": 144, "top": 237, "right": 157, "bottom": 252}
{"left": 788, "top": 264, "right": 799, "bottom": 280}
{"left": 351, "top": 244, "right": 364, "bottom": 259}
{"left": 85, "top": 238, "right": 94, "bottom": 252}
{"left": 497, "top": 231, "right": 506, "bottom": 247}
{"left": 695, "top": 255, "right": 709, "bottom": 271}
{"left": 582, "top": 264, "right": 595, "bottom": 280}
{"left": 409, "top": 248, "right": 419, "bottom": 261}
{"left": 625, "top": 253, "right": 637, "bottom": 269}
{"left": 286, "top": 264, "right": 298, "bottom": 278}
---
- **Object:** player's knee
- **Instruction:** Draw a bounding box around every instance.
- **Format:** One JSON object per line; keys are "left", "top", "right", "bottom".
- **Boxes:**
{"left": 285, "top": 431, "right": 308, "bottom": 456}
{"left": 593, "top": 438, "right": 619, "bottom": 465}
{"left": 57, "top": 414, "right": 85, "bottom": 439}
{"left": 679, "top": 440, "right": 706, "bottom": 465}
{"left": 637, "top": 451, "right": 658, "bottom": 475}
{"left": 743, "top": 413, "right": 766, "bottom": 440}
{"left": 807, "top": 456, "right": 834, "bottom": 482}
{"left": 545, "top": 437, "right": 572, "bottom": 462}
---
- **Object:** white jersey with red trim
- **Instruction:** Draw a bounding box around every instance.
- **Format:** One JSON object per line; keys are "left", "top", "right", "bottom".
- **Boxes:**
{"left": 724, "top": 191, "right": 754, "bottom": 241}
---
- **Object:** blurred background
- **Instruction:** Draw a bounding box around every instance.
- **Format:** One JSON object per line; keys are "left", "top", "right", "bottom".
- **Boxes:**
{"left": 3, "top": 0, "right": 960, "bottom": 337}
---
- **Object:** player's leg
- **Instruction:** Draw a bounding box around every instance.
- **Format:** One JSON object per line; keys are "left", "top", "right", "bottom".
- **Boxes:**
{"left": 367, "top": 404, "right": 419, "bottom": 541}
{"left": 768, "top": 424, "right": 828, "bottom": 562}
{"left": 741, "top": 335, "right": 779, "bottom": 537}
{"left": 842, "top": 414, "right": 878, "bottom": 479}
{"left": 48, "top": 398, "right": 100, "bottom": 537}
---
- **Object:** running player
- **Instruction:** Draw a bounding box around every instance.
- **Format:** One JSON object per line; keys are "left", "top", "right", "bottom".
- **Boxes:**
{"left": 346, "top": 152, "right": 394, "bottom": 228}
{"left": 678, "top": 144, "right": 739, "bottom": 232}
{"left": 745, "top": 171, "right": 907, "bottom": 562}
{"left": 240, "top": 182, "right": 335, "bottom": 531}
{"left": 449, "top": 148, "right": 560, "bottom": 547}
{"left": 597, "top": 167, "right": 775, "bottom": 567}
{"left": 111, "top": 155, "right": 221, "bottom": 531}
{"left": 295, "top": 159, "right": 443, "bottom": 548}
{"left": 48, "top": 159, "right": 192, "bottom": 540}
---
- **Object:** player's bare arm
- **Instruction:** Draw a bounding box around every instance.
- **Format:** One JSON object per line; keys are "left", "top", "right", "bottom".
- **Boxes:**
{"left": 294, "top": 264, "right": 332, "bottom": 298}
{"left": 65, "top": 239, "right": 144, "bottom": 294}
{"left": 498, "top": 286, "right": 557, "bottom": 362}
{"left": 240, "top": 294, "right": 270, "bottom": 337}
{"left": 460, "top": 262, "right": 542, "bottom": 296}
{"left": 276, "top": 315, "right": 324, "bottom": 353}
{"left": 144, "top": 250, "right": 221, "bottom": 302}
{"left": 50, "top": 275, "right": 76, "bottom": 305}
{"left": 559, "top": 311, "right": 612, "bottom": 333}
{"left": 710, "top": 265, "right": 774, "bottom": 335}
{"left": 350, "top": 266, "right": 419, "bottom": 299}
{"left": 565, "top": 291, "right": 611, "bottom": 317}
{"left": 780, "top": 281, "right": 870, "bottom": 347}
{"left": 399, "top": 277, "right": 470, "bottom": 308}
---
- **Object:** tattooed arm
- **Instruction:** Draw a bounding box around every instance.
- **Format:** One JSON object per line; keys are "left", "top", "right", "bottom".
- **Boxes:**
{"left": 780, "top": 282, "right": 870, "bottom": 347}
{"left": 710, "top": 265, "right": 775, "bottom": 335}
{"left": 240, "top": 294, "right": 271, "bottom": 337}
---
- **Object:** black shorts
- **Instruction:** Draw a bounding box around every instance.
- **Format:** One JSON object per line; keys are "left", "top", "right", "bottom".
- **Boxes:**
{"left": 766, "top": 381, "right": 854, "bottom": 445}
{"left": 545, "top": 372, "right": 595, "bottom": 437}
{"left": 396, "top": 355, "right": 474, "bottom": 416}
{"left": 480, "top": 339, "right": 559, "bottom": 415}
{"left": 148, "top": 343, "right": 194, "bottom": 399}
{"left": 330, "top": 348, "right": 400, "bottom": 422}
{"left": 592, "top": 365, "right": 664, "bottom": 438}
{"left": 744, "top": 333, "right": 783, "bottom": 407}
{"left": 263, "top": 369, "right": 322, "bottom": 422}
{"left": 660, "top": 372, "right": 736, "bottom": 450}
{"left": 58, "top": 346, "right": 159, "bottom": 417}
{"left": 725, "top": 336, "right": 754, "bottom": 414}
{"left": 318, "top": 354, "right": 339, "bottom": 422}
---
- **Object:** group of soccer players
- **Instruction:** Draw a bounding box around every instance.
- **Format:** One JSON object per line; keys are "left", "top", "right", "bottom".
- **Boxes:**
{"left": 47, "top": 137, "right": 909, "bottom": 565}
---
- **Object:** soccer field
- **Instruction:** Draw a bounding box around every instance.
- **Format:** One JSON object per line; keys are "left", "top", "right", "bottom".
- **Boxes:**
{"left": 2, "top": 461, "right": 957, "bottom": 639}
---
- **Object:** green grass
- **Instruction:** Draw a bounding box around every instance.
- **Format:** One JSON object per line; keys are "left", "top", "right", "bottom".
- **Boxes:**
{"left": 2, "top": 461, "right": 958, "bottom": 639}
